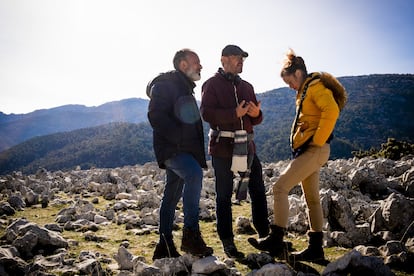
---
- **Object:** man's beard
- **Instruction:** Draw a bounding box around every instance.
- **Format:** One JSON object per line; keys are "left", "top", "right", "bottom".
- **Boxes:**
{"left": 185, "top": 68, "right": 201, "bottom": 81}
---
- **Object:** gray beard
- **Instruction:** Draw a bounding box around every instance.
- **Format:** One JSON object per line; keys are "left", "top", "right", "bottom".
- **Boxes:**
{"left": 185, "top": 69, "right": 201, "bottom": 81}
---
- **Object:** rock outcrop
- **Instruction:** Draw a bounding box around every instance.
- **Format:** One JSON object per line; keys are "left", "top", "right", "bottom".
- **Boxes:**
{"left": 0, "top": 156, "right": 413, "bottom": 275}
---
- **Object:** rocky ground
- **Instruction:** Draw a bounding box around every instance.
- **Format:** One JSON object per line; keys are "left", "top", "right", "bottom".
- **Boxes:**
{"left": 0, "top": 155, "right": 413, "bottom": 275}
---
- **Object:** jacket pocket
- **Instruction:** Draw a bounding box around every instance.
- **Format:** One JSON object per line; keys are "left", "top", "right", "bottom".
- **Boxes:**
{"left": 293, "top": 128, "right": 314, "bottom": 149}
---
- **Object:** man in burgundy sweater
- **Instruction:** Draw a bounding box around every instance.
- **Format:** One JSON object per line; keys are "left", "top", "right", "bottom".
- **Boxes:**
{"left": 200, "top": 45, "right": 269, "bottom": 258}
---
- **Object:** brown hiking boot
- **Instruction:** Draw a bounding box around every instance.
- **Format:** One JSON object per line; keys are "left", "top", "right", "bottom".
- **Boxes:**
{"left": 181, "top": 228, "right": 213, "bottom": 257}
{"left": 152, "top": 238, "right": 180, "bottom": 260}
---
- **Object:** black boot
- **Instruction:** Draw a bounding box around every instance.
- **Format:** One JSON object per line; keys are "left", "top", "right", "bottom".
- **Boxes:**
{"left": 181, "top": 228, "right": 213, "bottom": 257}
{"left": 290, "top": 231, "right": 325, "bottom": 263}
{"left": 248, "top": 225, "right": 289, "bottom": 258}
{"left": 152, "top": 237, "right": 180, "bottom": 260}
{"left": 222, "top": 238, "right": 245, "bottom": 259}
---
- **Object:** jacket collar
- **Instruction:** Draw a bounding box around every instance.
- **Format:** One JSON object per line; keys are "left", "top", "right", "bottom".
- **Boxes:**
{"left": 177, "top": 70, "right": 196, "bottom": 90}
{"left": 298, "top": 72, "right": 321, "bottom": 93}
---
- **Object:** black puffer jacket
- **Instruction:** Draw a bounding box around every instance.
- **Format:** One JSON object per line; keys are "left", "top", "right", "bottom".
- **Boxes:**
{"left": 147, "top": 70, "right": 207, "bottom": 169}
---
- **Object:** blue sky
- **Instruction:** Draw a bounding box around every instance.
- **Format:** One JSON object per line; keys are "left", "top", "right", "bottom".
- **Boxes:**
{"left": 0, "top": 0, "right": 413, "bottom": 114}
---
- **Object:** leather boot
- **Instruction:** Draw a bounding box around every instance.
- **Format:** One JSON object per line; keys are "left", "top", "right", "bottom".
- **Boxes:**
{"left": 222, "top": 238, "right": 245, "bottom": 259}
{"left": 152, "top": 237, "right": 180, "bottom": 260}
{"left": 290, "top": 231, "right": 325, "bottom": 262}
{"left": 248, "top": 225, "right": 289, "bottom": 258}
{"left": 181, "top": 228, "right": 213, "bottom": 257}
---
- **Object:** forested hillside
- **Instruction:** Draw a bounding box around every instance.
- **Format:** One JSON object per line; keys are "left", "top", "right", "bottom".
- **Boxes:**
{"left": 0, "top": 98, "right": 149, "bottom": 152}
{"left": 0, "top": 122, "right": 154, "bottom": 174}
{"left": 0, "top": 74, "right": 413, "bottom": 174}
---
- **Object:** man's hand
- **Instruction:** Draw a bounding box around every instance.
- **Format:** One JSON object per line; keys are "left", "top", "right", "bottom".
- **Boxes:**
{"left": 246, "top": 101, "right": 261, "bottom": 118}
{"left": 236, "top": 100, "right": 249, "bottom": 118}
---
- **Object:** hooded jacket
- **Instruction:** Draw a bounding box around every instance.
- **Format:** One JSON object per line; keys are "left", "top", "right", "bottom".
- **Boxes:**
{"left": 147, "top": 70, "right": 207, "bottom": 169}
{"left": 291, "top": 72, "right": 343, "bottom": 150}
{"left": 200, "top": 69, "right": 262, "bottom": 158}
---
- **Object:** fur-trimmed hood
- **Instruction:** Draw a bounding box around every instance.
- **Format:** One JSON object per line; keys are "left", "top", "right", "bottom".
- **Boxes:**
{"left": 318, "top": 72, "right": 348, "bottom": 111}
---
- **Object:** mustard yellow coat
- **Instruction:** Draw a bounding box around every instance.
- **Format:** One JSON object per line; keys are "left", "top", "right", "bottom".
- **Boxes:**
{"left": 291, "top": 72, "right": 340, "bottom": 150}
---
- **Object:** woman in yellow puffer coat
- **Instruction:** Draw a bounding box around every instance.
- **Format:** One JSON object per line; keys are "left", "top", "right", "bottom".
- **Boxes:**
{"left": 248, "top": 49, "right": 347, "bottom": 264}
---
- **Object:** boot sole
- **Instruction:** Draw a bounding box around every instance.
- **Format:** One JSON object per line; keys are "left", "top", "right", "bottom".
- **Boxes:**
{"left": 248, "top": 238, "right": 294, "bottom": 251}
{"left": 247, "top": 238, "right": 289, "bottom": 259}
{"left": 248, "top": 238, "right": 294, "bottom": 250}
{"left": 224, "top": 250, "right": 245, "bottom": 259}
{"left": 180, "top": 247, "right": 213, "bottom": 257}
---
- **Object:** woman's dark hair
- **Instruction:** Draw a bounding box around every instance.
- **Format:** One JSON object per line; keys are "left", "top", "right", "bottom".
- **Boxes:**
{"left": 280, "top": 48, "right": 307, "bottom": 77}
{"left": 173, "top": 48, "right": 194, "bottom": 70}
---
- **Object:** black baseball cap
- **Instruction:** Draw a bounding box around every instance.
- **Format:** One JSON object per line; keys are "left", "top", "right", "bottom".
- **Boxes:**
{"left": 221, "top": 45, "right": 248, "bottom": 57}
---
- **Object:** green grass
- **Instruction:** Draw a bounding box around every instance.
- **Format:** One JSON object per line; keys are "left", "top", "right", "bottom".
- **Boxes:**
{"left": 1, "top": 195, "right": 409, "bottom": 275}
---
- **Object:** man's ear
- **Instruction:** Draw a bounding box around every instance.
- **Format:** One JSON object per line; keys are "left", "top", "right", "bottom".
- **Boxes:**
{"left": 179, "top": 59, "right": 188, "bottom": 71}
{"left": 220, "top": 56, "right": 227, "bottom": 66}
{"left": 220, "top": 56, "right": 229, "bottom": 70}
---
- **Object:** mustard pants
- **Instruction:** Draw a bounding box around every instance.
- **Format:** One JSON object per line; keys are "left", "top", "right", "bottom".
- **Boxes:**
{"left": 273, "top": 143, "right": 330, "bottom": 232}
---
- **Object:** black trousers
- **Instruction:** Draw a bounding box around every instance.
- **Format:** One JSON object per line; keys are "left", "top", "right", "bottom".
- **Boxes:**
{"left": 212, "top": 154, "right": 270, "bottom": 240}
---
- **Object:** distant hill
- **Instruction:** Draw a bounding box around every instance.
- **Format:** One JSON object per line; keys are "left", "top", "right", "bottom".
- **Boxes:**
{"left": 0, "top": 74, "right": 413, "bottom": 174}
{"left": 0, "top": 98, "right": 149, "bottom": 152}
{"left": 0, "top": 122, "right": 154, "bottom": 174}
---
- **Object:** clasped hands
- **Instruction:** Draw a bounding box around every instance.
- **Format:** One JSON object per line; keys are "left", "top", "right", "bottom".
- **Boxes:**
{"left": 236, "top": 100, "right": 261, "bottom": 118}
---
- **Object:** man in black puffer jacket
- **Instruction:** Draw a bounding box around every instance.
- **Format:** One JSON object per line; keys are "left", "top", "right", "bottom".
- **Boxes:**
{"left": 147, "top": 48, "right": 213, "bottom": 260}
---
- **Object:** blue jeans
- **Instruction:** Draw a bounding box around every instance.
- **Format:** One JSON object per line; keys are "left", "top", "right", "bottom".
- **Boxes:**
{"left": 212, "top": 154, "right": 269, "bottom": 240}
{"left": 159, "top": 153, "right": 203, "bottom": 241}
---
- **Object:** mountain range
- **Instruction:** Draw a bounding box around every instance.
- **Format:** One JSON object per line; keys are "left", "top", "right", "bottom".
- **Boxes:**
{"left": 0, "top": 98, "right": 149, "bottom": 152}
{"left": 0, "top": 74, "right": 413, "bottom": 174}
